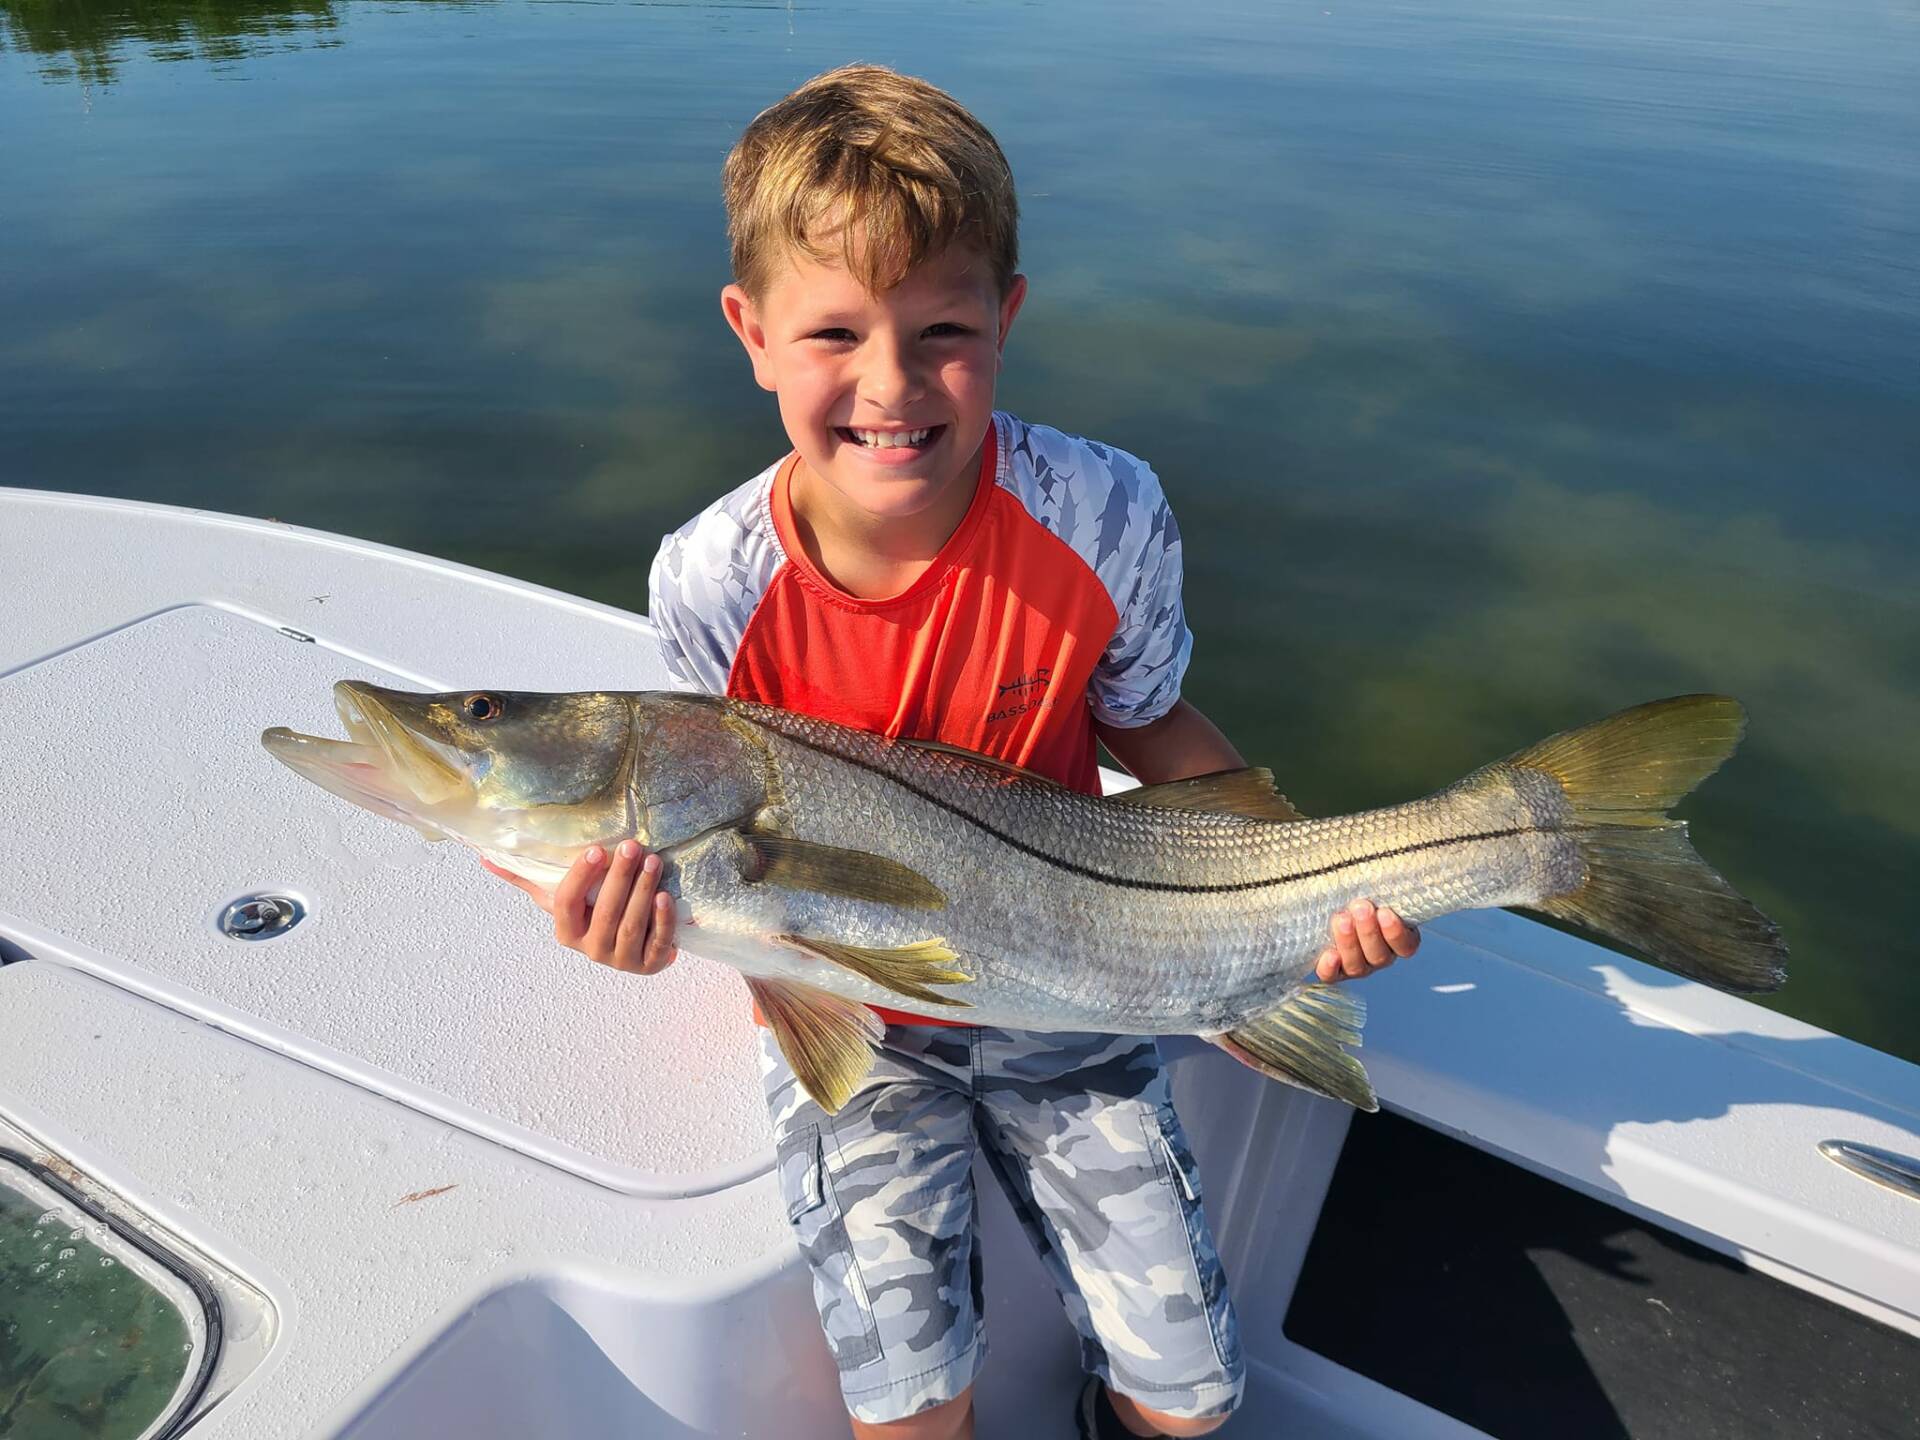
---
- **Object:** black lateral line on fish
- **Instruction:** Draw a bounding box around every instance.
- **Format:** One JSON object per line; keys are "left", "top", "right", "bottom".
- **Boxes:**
{"left": 764, "top": 720, "right": 1543, "bottom": 894}
{"left": 1176, "top": 826, "right": 1544, "bottom": 894}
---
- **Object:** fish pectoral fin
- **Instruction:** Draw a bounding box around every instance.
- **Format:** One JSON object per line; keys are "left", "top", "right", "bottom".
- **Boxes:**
{"left": 779, "top": 935, "right": 973, "bottom": 1009}
{"left": 746, "top": 975, "right": 884, "bottom": 1114}
{"left": 743, "top": 833, "right": 946, "bottom": 910}
{"left": 1208, "top": 985, "right": 1376, "bottom": 1111}
{"left": 1110, "top": 768, "right": 1308, "bottom": 822}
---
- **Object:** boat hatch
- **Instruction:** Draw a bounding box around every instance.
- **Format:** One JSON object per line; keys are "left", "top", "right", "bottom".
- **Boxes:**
{"left": 0, "top": 1151, "right": 218, "bottom": 1440}
{"left": 1286, "top": 1111, "right": 1920, "bottom": 1439}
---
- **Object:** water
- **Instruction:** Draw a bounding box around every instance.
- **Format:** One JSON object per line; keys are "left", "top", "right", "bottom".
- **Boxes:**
{"left": 2, "top": 0, "right": 1915, "bottom": 1059}
{"left": 0, "top": 1186, "right": 191, "bottom": 1439}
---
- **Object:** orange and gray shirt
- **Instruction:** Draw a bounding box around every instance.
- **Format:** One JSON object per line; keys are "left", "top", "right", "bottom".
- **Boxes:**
{"left": 647, "top": 411, "right": 1191, "bottom": 1023}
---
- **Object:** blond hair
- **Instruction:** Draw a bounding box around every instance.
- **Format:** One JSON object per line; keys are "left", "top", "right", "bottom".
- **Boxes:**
{"left": 723, "top": 65, "right": 1019, "bottom": 298}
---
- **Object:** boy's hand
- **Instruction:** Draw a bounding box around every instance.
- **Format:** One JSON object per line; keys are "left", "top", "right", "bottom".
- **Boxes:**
{"left": 479, "top": 840, "right": 678, "bottom": 975}
{"left": 1315, "top": 898, "right": 1419, "bottom": 983}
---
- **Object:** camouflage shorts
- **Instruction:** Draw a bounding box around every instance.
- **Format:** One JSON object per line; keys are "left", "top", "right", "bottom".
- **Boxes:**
{"left": 760, "top": 1023, "right": 1245, "bottom": 1426}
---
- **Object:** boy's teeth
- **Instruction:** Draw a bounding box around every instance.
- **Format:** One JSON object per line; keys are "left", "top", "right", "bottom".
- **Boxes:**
{"left": 851, "top": 427, "right": 932, "bottom": 448}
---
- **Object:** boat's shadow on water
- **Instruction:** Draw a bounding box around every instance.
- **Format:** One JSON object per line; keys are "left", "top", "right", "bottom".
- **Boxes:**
{"left": 1264, "top": 944, "right": 1920, "bottom": 1440}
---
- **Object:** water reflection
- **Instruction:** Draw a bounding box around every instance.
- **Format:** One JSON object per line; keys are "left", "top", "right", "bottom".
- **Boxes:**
{"left": 0, "top": 0, "right": 361, "bottom": 83}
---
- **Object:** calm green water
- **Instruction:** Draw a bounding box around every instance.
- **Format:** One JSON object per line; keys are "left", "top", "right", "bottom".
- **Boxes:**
{"left": 3, "top": 1, "right": 1916, "bottom": 1059}
{"left": 0, "top": 1184, "right": 190, "bottom": 1439}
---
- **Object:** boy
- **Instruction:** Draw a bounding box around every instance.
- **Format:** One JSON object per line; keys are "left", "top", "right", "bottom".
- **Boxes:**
{"left": 484, "top": 65, "right": 1418, "bottom": 1440}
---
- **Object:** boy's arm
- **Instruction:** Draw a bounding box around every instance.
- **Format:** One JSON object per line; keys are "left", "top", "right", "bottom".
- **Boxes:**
{"left": 1094, "top": 696, "right": 1244, "bottom": 784}
{"left": 1094, "top": 700, "right": 1420, "bottom": 984}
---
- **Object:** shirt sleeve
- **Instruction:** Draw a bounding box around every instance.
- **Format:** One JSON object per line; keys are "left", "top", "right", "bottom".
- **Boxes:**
{"left": 647, "top": 532, "right": 728, "bottom": 695}
{"left": 645, "top": 470, "right": 784, "bottom": 697}
{"left": 1088, "top": 455, "right": 1192, "bottom": 729}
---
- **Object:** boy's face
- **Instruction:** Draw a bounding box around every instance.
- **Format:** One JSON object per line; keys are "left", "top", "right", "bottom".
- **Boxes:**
{"left": 722, "top": 243, "right": 1026, "bottom": 524}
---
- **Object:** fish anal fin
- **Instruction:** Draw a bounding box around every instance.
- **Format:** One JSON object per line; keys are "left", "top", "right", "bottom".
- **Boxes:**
{"left": 1208, "top": 985, "right": 1376, "bottom": 1111}
{"left": 746, "top": 975, "right": 883, "bottom": 1114}
{"left": 780, "top": 934, "right": 973, "bottom": 1008}
{"left": 1112, "top": 768, "right": 1308, "bottom": 822}
{"left": 744, "top": 833, "right": 946, "bottom": 910}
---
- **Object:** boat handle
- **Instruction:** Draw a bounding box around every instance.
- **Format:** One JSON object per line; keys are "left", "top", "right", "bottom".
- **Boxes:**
{"left": 1818, "top": 1140, "right": 1920, "bottom": 1202}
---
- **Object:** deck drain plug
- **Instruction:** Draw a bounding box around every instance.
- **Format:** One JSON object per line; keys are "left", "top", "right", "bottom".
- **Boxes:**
{"left": 220, "top": 894, "right": 305, "bottom": 940}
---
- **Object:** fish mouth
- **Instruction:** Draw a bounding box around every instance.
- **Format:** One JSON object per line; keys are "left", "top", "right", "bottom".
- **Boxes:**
{"left": 262, "top": 681, "right": 470, "bottom": 833}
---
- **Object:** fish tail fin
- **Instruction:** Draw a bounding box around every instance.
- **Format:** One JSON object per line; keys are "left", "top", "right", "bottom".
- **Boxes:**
{"left": 1506, "top": 694, "right": 1787, "bottom": 993}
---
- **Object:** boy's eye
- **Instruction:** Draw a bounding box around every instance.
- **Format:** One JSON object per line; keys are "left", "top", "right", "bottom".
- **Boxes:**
{"left": 808, "top": 327, "right": 856, "bottom": 343}
{"left": 924, "top": 323, "right": 971, "bottom": 338}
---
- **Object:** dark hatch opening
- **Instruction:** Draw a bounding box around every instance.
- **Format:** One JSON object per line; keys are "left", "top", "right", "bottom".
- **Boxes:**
{"left": 1285, "top": 1110, "right": 1919, "bottom": 1440}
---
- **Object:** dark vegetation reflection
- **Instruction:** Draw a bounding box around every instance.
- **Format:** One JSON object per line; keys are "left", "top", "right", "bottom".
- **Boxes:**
{"left": 0, "top": 0, "right": 360, "bottom": 83}
{"left": 1, "top": 0, "right": 1915, "bottom": 1059}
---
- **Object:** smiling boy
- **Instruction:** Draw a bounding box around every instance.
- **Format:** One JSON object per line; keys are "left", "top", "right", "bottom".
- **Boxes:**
{"left": 484, "top": 65, "right": 1419, "bottom": 1439}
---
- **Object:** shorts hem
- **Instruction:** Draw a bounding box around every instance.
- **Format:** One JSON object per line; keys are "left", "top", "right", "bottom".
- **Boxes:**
{"left": 842, "top": 1326, "right": 988, "bottom": 1424}
{"left": 1098, "top": 1369, "right": 1245, "bottom": 1421}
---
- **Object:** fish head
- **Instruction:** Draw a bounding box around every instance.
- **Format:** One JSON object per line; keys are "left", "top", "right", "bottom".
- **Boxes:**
{"left": 263, "top": 682, "right": 640, "bottom": 868}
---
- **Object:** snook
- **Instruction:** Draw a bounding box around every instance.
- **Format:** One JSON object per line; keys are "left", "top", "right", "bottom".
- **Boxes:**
{"left": 264, "top": 688, "right": 1786, "bottom": 1113}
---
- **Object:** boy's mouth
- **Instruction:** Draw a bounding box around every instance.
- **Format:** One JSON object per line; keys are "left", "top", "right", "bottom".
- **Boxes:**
{"left": 837, "top": 424, "right": 943, "bottom": 454}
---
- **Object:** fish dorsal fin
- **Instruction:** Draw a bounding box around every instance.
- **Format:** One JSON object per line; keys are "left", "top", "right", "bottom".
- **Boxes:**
{"left": 891, "top": 735, "right": 1067, "bottom": 789}
{"left": 744, "top": 833, "right": 946, "bottom": 910}
{"left": 781, "top": 934, "right": 973, "bottom": 1008}
{"left": 1208, "top": 986, "right": 1376, "bottom": 1110}
{"left": 745, "top": 975, "right": 884, "bottom": 1114}
{"left": 1110, "top": 768, "right": 1308, "bottom": 822}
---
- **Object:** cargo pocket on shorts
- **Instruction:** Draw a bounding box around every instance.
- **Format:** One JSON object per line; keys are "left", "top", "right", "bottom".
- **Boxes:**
{"left": 776, "top": 1122, "right": 884, "bottom": 1371}
{"left": 1145, "top": 1103, "right": 1241, "bottom": 1375}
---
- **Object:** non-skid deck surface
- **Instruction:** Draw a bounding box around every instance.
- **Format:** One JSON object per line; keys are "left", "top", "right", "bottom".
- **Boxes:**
{"left": 0, "top": 601, "right": 773, "bottom": 1195}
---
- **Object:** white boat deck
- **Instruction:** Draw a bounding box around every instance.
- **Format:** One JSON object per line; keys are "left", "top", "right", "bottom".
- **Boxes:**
{"left": 2, "top": 487, "right": 1916, "bottom": 1438}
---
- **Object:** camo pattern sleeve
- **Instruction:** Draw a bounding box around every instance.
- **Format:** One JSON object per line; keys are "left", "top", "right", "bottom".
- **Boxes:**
{"left": 995, "top": 414, "right": 1192, "bottom": 729}
{"left": 646, "top": 463, "right": 785, "bottom": 696}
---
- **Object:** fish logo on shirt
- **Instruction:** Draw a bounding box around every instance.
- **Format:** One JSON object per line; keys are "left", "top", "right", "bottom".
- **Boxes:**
{"left": 996, "top": 667, "right": 1052, "bottom": 699}
{"left": 988, "top": 667, "right": 1055, "bottom": 725}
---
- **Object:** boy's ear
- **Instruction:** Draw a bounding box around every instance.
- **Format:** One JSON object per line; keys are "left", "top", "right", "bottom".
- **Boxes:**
{"left": 721, "top": 284, "right": 779, "bottom": 392}
{"left": 995, "top": 274, "right": 1029, "bottom": 367}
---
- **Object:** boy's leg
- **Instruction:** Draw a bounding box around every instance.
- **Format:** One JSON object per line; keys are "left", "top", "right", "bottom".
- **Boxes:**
{"left": 852, "top": 1391, "right": 972, "bottom": 1440}
{"left": 972, "top": 1029, "right": 1244, "bottom": 1433}
{"left": 759, "top": 1025, "right": 988, "bottom": 1430}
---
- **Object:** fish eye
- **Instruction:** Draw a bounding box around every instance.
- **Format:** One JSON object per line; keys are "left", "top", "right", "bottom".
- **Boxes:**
{"left": 462, "top": 693, "right": 503, "bottom": 721}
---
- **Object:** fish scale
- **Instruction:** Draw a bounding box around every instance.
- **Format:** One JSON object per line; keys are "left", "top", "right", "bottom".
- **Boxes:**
{"left": 726, "top": 708, "right": 1576, "bottom": 1031}
{"left": 264, "top": 687, "right": 1786, "bottom": 1114}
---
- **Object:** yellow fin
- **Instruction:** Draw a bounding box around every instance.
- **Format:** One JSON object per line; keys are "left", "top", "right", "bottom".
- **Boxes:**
{"left": 1503, "top": 693, "right": 1746, "bottom": 827}
{"left": 745, "top": 975, "right": 883, "bottom": 1114}
{"left": 780, "top": 935, "right": 973, "bottom": 1008}
{"left": 1494, "top": 694, "right": 1785, "bottom": 991}
{"left": 1110, "top": 768, "right": 1308, "bottom": 822}
{"left": 1208, "top": 986, "right": 1376, "bottom": 1111}
{"left": 1535, "top": 827, "right": 1786, "bottom": 992}
{"left": 745, "top": 833, "right": 946, "bottom": 910}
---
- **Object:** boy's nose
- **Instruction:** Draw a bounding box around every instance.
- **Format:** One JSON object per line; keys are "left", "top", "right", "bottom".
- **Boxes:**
{"left": 857, "top": 337, "right": 924, "bottom": 409}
